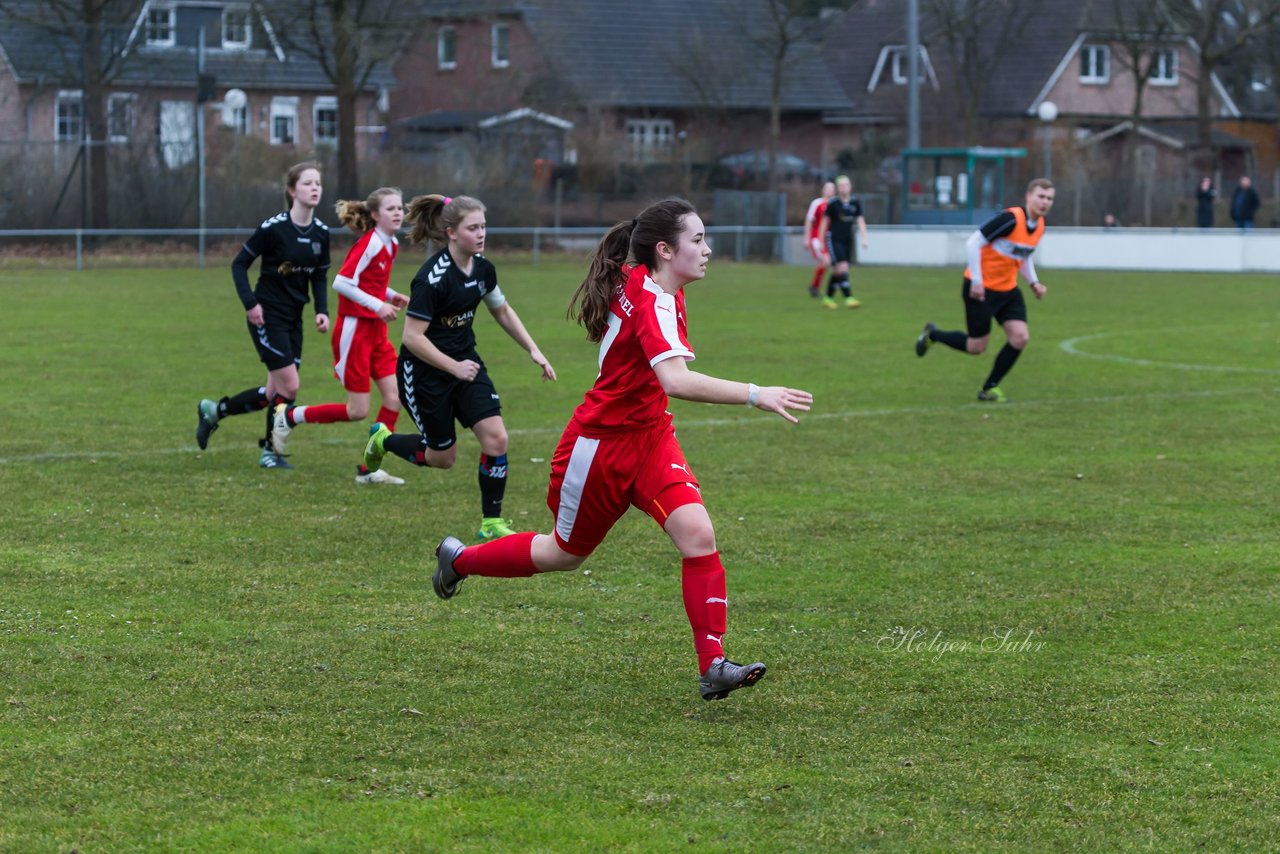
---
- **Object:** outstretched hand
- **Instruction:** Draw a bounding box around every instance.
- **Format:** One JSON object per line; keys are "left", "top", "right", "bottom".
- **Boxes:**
{"left": 754, "top": 386, "right": 813, "bottom": 424}
{"left": 530, "top": 348, "right": 557, "bottom": 382}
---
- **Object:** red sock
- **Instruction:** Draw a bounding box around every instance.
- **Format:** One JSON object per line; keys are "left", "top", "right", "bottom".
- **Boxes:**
{"left": 453, "top": 531, "right": 539, "bottom": 578}
{"left": 682, "top": 552, "right": 728, "bottom": 674}
{"left": 293, "top": 402, "right": 350, "bottom": 424}
{"left": 375, "top": 405, "right": 399, "bottom": 431}
{"left": 811, "top": 266, "right": 825, "bottom": 288}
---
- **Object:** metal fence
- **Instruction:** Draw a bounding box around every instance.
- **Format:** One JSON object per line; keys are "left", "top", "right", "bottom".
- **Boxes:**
{"left": 0, "top": 225, "right": 811, "bottom": 271}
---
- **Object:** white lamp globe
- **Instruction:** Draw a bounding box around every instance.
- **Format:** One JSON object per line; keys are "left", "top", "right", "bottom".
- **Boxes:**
{"left": 1037, "top": 101, "right": 1059, "bottom": 122}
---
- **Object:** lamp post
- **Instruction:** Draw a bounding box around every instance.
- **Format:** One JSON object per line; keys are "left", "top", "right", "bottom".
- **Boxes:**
{"left": 1037, "top": 100, "right": 1058, "bottom": 180}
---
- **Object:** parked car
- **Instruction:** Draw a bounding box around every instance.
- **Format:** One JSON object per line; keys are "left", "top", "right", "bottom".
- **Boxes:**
{"left": 717, "top": 151, "right": 825, "bottom": 181}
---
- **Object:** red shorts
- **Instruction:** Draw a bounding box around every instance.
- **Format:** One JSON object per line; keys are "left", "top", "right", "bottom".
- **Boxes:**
{"left": 332, "top": 315, "right": 397, "bottom": 393}
{"left": 807, "top": 235, "right": 826, "bottom": 262}
{"left": 547, "top": 420, "right": 703, "bottom": 557}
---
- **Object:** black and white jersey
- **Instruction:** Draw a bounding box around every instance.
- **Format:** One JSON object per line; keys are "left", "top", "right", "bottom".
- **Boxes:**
{"left": 403, "top": 248, "right": 505, "bottom": 362}
{"left": 232, "top": 212, "right": 331, "bottom": 314}
{"left": 824, "top": 196, "right": 864, "bottom": 247}
{"left": 978, "top": 206, "right": 1039, "bottom": 242}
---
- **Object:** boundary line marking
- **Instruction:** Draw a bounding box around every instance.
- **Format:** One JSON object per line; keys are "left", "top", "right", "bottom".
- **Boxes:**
{"left": 1, "top": 385, "right": 1273, "bottom": 466}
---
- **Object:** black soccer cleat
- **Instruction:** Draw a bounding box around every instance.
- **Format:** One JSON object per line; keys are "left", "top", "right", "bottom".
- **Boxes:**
{"left": 915, "top": 322, "right": 938, "bottom": 357}
{"left": 699, "top": 657, "right": 766, "bottom": 701}
{"left": 433, "top": 536, "right": 466, "bottom": 600}
{"left": 195, "top": 399, "right": 220, "bottom": 449}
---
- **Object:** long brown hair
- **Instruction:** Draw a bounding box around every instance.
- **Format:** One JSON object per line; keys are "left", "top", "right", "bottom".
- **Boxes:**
{"left": 568, "top": 197, "right": 697, "bottom": 342}
{"left": 335, "top": 187, "right": 402, "bottom": 233}
{"left": 403, "top": 194, "right": 486, "bottom": 245}
{"left": 284, "top": 160, "right": 322, "bottom": 209}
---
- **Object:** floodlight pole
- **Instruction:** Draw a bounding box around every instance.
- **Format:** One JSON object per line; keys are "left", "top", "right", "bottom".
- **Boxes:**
{"left": 197, "top": 27, "right": 207, "bottom": 268}
{"left": 907, "top": 0, "right": 920, "bottom": 149}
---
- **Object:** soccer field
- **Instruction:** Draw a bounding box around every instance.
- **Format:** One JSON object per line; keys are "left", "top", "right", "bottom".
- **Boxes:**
{"left": 2, "top": 260, "right": 1277, "bottom": 851}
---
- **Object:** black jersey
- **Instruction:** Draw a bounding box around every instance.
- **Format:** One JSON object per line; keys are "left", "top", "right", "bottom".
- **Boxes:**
{"left": 824, "top": 196, "right": 864, "bottom": 246}
{"left": 404, "top": 248, "right": 501, "bottom": 361}
{"left": 232, "top": 212, "right": 331, "bottom": 315}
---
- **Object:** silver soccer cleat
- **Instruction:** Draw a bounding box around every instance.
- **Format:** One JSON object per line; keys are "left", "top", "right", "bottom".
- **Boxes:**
{"left": 698, "top": 657, "right": 766, "bottom": 701}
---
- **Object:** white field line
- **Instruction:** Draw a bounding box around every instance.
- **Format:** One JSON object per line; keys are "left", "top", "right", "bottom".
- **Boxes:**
{"left": 1, "top": 384, "right": 1274, "bottom": 466}
{"left": 1060, "top": 331, "right": 1280, "bottom": 376}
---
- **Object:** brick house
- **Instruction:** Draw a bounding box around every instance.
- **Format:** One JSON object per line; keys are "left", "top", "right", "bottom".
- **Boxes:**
{"left": 0, "top": 1, "right": 392, "bottom": 169}
{"left": 820, "top": 0, "right": 1269, "bottom": 222}
{"left": 390, "top": 0, "right": 851, "bottom": 178}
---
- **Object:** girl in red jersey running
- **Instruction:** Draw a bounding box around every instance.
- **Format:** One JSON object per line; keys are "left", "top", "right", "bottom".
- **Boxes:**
{"left": 427, "top": 198, "right": 813, "bottom": 701}
{"left": 267, "top": 188, "right": 411, "bottom": 482}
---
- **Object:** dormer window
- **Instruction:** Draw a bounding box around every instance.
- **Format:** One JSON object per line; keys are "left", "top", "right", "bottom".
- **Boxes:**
{"left": 145, "top": 5, "right": 175, "bottom": 46}
{"left": 868, "top": 45, "right": 937, "bottom": 91}
{"left": 1080, "top": 44, "right": 1110, "bottom": 84}
{"left": 223, "top": 7, "right": 251, "bottom": 49}
{"left": 492, "top": 24, "right": 510, "bottom": 68}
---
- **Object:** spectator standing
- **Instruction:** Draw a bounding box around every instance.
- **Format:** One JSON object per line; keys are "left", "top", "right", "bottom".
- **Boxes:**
{"left": 1196, "top": 177, "right": 1215, "bottom": 229}
{"left": 1230, "top": 176, "right": 1260, "bottom": 231}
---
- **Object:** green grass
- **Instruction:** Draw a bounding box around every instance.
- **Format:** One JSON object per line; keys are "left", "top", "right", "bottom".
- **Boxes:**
{"left": 2, "top": 259, "right": 1278, "bottom": 852}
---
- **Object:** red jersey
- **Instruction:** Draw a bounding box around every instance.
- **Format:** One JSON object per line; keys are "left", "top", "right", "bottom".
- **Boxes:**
{"left": 805, "top": 196, "right": 827, "bottom": 240}
{"left": 335, "top": 229, "right": 398, "bottom": 319}
{"left": 569, "top": 265, "right": 694, "bottom": 436}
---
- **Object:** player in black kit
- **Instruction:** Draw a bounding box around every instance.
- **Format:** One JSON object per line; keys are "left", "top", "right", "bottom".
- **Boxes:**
{"left": 816, "top": 174, "right": 869, "bottom": 309}
{"left": 360, "top": 194, "right": 557, "bottom": 540}
{"left": 194, "top": 161, "right": 331, "bottom": 468}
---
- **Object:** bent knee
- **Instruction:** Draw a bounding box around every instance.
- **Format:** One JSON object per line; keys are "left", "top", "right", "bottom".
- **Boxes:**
{"left": 1008, "top": 333, "right": 1029, "bottom": 349}
{"left": 347, "top": 401, "right": 371, "bottom": 420}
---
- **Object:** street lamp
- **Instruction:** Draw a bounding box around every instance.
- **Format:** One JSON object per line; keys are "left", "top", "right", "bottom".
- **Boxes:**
{"left": 1037, "top": 100, "right": 1058, "bottom": 180}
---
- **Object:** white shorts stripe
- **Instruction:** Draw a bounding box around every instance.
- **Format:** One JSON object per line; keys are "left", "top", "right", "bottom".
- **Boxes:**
{"left": 555, "top": 436, "right": 600, "bottom": 544}
{"left": 334, "top": 316, "right": 359, "bottom": 383}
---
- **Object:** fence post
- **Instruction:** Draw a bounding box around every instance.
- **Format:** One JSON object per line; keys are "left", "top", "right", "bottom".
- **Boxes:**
{"left": 736, "top": 225, "right": 745, "bottom": 262}
{"left": 76, "top": 229, "right": 83, "bottom": 272}
{"left": 532, "top": 227, "right": 540, "bottom": 266}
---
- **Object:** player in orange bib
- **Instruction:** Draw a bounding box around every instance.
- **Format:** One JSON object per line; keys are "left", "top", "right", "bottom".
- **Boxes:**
{"left": 914, "top": 178, "right": 1055, "bottom": 402}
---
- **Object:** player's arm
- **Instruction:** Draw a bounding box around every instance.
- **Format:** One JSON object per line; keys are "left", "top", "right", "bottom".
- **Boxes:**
{"left": 1020, "top": 256, "right": 1046, "bottom": 299}
{"left": 487, "top": 298, "right": 556, "bottom": 382}
{"left": 651, "top": 356, "right": 811, "bottom": 424}
{"left": 965, "top": 211, "right": 1017, "bottom": 297}
{"left": 310, "top": 265, "right": 330, "bottom": 332}
{"left": 401, "top": 316, "right": 479, "bottom": 381}
{"left": 856, "top": 215, "right": 869, "bottom": 249}
{"left": 231, "top": 231, "right": 265, "bottom": 322}
{"left": 334, "top": 245, "right": 398, "bottom": 321}
{"left": 816, "top": 212, "right": 831, "bottom": 257}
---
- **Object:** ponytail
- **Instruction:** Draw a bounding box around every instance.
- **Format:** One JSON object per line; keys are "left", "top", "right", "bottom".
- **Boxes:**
{"left": 335, "top": 187, "right": 402, "bottom": 233}
{"left": 568, "top": 220, "right": 634, "bottom": 342}
{"left": 568, "top": 198, "right": 697, "bottom": 342}
{"left": 404, "top": 193, "right": 484, "bottom": 245}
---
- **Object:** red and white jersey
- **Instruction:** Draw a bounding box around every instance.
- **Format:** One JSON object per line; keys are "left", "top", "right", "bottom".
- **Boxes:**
{"left": 570, "top": 265, "right": 694, "bottom": 436}
{"left": 805, "top": 196, "right": 828, "bottom": 240}
{"left": 335, "top": 229, "right": 398, "bottom": 319}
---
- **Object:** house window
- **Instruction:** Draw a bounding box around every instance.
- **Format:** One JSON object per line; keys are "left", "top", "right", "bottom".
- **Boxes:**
{"left": 438, "top": 26, "right": 456, "bottom": 70}
{"left": 227, "top": 104, "right": 248, "bottom": 134}
{"left": 626, "top": 119, "right": 674, "bottom": 161}
{"left": 1080, "top": 44, "right": 1110, "bottom": 84}
{"left": 222, "top": 7, "right": 251, "bottom": 49}
{"left": 271, "top": 96, "right": 298, "bottom": 145}
{"left": 55, "top": 90, "right": 83, "bottom": 142}
{"left": 314, "top": 97, "right": 338, "bottom": 145}
{"left": 108, "top": 93, "right": 137, "bottom": 142}
{"left": 1151, "top": 48, "right": 1177, "bottom": 85}
{"left": 145, "top": 5, "right": 175, "bottom": 46}
{"left": 491, "top": 24, "right": 510, "bottom": 68}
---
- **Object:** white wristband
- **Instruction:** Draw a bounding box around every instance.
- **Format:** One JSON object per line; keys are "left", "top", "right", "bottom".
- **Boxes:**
{"left": 746, "top": 383, "right": 760, "bottom": 407}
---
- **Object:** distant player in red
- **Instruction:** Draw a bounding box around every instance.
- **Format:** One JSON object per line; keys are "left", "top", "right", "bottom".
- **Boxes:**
{"left": 423, "top": 198, "right": 813, "bottom": 702}
{"left": 268, "top": 187, "right": 411, "bottom": 482}
{"left": 803, "top": 180, "right": 835, "bottom": 297}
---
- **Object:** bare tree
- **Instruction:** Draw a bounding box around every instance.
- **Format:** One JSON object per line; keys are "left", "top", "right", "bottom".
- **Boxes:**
{"left": 925, "top": 0, "right": 1038, "bottom": 144}
{"left": 726, "top": 0, "right": 858, "bottom": 190}
{"left": 259, "top": 0, "right": 416, "bottom": 198}
{"left": 1103, "top": 0, "right": 1183, "bottom": 121}
{"left": 0, "top": 0, "right": 145, "bottom": 227}
{"left": 1167, "top": 0, "right": 1280, "bottom": 169}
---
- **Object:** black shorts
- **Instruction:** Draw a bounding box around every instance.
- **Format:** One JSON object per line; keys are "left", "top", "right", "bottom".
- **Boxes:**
{"left": 398, "top": 354, "right": 502, "bottom": 451}
{"left": 963, "top": 279, "right": 1027, "bottom": 339}
{"left": 248, "top": 306, "right": 303, "bottom": 371}
{"left": 827, "top": 237, "right": 853, "bottom": 264}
